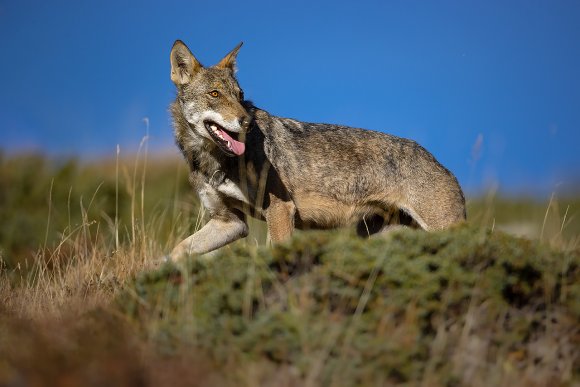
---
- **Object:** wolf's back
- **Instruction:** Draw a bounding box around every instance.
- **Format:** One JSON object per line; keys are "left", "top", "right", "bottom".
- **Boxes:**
{"left": 253, "top": 108, "right": 466, "bottom": 228}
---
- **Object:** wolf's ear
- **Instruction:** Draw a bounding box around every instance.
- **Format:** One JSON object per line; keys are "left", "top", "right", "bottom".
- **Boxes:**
{"left": 170, "top": 40, "right": 202, "bottom": 85}
{"left": 215, "top": 42, "right": 243, "bottom": 72}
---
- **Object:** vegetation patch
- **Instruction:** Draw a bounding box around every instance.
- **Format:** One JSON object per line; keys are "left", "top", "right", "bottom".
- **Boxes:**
{"left": 1, "top": 154, "right": 578, "bottom": 386}
{"left": 119, "top": 225, "right": 579, "bottom": 386}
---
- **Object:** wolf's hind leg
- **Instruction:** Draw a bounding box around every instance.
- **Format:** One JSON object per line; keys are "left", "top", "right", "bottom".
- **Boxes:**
{"left": 169, "top": 211, "right": 248, "bottom": 261}
{"left": 402, "top": 198, "right": 465, "bottom": 231}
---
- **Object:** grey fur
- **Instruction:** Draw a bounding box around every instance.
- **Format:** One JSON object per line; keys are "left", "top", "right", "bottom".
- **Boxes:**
{"left": 168, "top": 40, "right": 466, "bottom": 260}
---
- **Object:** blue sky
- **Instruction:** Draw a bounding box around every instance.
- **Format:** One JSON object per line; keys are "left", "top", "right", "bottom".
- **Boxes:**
{"left": 0, "top": 0, "right": 579, "bottom": 196}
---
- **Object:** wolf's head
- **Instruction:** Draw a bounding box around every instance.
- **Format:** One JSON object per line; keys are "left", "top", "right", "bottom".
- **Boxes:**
{"left": 170, "top": 40, "right": 250, "bottom": 157}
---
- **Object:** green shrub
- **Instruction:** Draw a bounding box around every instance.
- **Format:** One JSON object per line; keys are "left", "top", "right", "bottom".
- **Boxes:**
{"left": 119, "top": 225, "right": 579, "bottom": 385}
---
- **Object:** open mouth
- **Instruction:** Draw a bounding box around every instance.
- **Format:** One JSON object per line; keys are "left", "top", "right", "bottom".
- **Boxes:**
{"left": 204, "top": 120, "right": 246, "bottom": 156}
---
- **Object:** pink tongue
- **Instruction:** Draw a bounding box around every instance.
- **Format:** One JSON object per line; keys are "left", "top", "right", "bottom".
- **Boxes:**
{"left": 219, "top": 129, "right": 245, "bottom": 156}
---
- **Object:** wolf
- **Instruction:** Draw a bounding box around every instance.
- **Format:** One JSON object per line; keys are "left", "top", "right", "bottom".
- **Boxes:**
{"left": 167, "top": 40, "right": 466, "bottom": 261}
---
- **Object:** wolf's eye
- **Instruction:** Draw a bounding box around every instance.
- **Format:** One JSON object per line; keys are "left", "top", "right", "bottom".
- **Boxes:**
{"left": 209, "top": 90, "right": 219, "bottom": 98}
{"left": 239, "top": 90, "right": 245, "bottom": 101}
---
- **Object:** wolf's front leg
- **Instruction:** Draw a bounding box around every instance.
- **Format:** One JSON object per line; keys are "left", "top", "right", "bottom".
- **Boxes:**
{"left": 266, "top": 195, "right": 296, "bottom": 243}
{"left": 169, "top": 212, "right": 248, "bottom": 261}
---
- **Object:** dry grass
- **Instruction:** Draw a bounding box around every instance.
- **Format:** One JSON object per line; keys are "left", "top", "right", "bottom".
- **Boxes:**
{"left": 1, "top": 151, "right": 183, "bottom": 320}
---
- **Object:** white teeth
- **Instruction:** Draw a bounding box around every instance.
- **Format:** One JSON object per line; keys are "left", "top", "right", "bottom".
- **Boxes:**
{"left": 210, "top": 124, "right": 224, "bottom": 140}
{"left": 208, "top": 123, "right": 223, "bottom": 139}
{"left": 227, "top": 141, "right": 231, "bottom": 148}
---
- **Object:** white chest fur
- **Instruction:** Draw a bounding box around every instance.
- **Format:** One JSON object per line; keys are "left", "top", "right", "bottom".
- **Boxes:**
{"left": 198, "top": 179, "right": 254, "bottom": 214}
{"left": 217, "top": 179, "right": 251, "bottom": 204}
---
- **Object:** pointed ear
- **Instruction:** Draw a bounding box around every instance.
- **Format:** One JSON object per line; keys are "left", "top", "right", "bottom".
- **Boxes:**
{"left": 215, "top": 42, "right": 243, "bottom": 72}
{"left": 170, "top": 40, "right": 202, "bottom": 85}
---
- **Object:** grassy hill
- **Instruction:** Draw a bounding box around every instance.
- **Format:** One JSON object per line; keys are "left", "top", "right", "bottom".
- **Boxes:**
{"left": 0, "top": 152, "right": 579, "bottom": 386}
{"left": 117, "top": 226, "right": 579, "bottom": 386}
